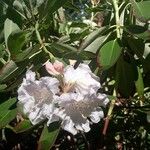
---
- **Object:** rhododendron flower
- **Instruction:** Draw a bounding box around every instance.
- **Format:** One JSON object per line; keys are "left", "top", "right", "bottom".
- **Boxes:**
{"left": 45, "top": 60, "right": 64, "bottom": 76}
{"left": 17, "top": 70, "right": 59, "bottom": 124}
{"left": 63, "top": 64, "right": 100, "bottom": 96}
{"left": 18, "top": 62, "right": 109, "bottom": 135}
{"left": 54, "top": 92, "right": 109, "bottom": 135}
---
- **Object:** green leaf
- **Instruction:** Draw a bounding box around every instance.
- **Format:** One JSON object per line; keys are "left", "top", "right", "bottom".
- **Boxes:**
{"left": 63, "top": 51, "right": 95, "bottom": 60}
{"left": 125, "top": 25, "right": 150, "bottom": 40}
{"left": 98, "top": 39, "right": 121, "bottom": 70}
{"left": 131, "top": 0, "right": 150, "bottom": 22}
{"left": 51, "top": 43, "right": 77, "bottom": 52}
{"left": 14, "top": 44, "right": 41, "bottom": 62}
{"left": 0, "top": 98, "right": 17, "bottom": 129}
{"left": 135, "top": 67, "right": 144, "bottom": 97}
{"left": 79, "top": 26, "right": 108, "bottom": 51}
{"left": 7, "top": 30, "right": 31, "bottom": 57}
{"left": 38, "top": 122, "right": 61, "bottom": 150}
{"left": 0, "top": 84, "right": 7, "bottom": 91}
{"left": 0, "top": 60, "right": 28, "bottom": 83}
{"left": 13, "top": 119, "right": 33, "bottom": 133}
{"left": 127, "top": 37, "right": 144, "bottom": 59}
{"left": 0, "top": 60, "right": 18, "bottom": 83}
{"left": 143, "top": 53, "right": 150, "bottom": 73}
{"left": 4, "top": 18, "right": 20, "bottom": 48}
{"left": 84, "top": 35, "right": 110, "bottom": 54}
{"left": 39, "top": 0, "right": 68, "bottom": 19}
{"left": 115, "top": 56, "right": 137, "bottom": 97}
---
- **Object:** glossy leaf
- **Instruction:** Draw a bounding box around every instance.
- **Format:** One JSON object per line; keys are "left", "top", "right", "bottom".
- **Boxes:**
{"left": 131, "top": 0, "right": 150, "bottom": 22}
{"left": 79, "top": 26, "right": 108, "bottom": 51}
{"left": 143, "top": 53, "right": 150, "bottom": 73}
{"left": 13, "top": 44, "right": 41, "bottom": 62}
{"left": 4, "top": 18, "right": 20, "bottom": 48}
{"left": 51, "top": 43, "right": 77, "bottom": 52}
{"left": 84, "top": 35, "right": 110, "bottom": 54}
{"left": 7, "top": 30, "right": 31, "bottom": 56}
{"left": 39, "top": 0, "right": 68, "bottom": 19}
{"left": 135, "top": 67, "right": 144, "bottom": 97}
{"left": 127, "top": 37, "right": 144, "bottom": 59}
{"left": 0, "top": 84, "right": 7, "bottom": 91}
{"left": 38, "top": 122, "right": 61, "bottom": 150}
{"left": 98, "top": 39, "right": 121, "bottom": 70}
{"left": 0, "top": 60, "right": 18, "bottom": 83}
{"left": 0, "top": 98, "right": 17, "bottom": 129}
{"left": 13, "top": 119, "right": 33, "bottom": 133}
{"left": 115, "top": 56, "right": 137, "bottom": 97}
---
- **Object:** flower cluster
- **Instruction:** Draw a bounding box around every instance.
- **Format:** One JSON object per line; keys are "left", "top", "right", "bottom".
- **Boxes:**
{"left": 18, "top": 61, "right": 109, "bottom": 135}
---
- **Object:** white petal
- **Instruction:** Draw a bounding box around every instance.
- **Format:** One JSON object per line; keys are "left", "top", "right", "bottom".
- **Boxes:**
{"left": 17, "top": 71, "right": 59, "bottom": 126}
{"left": 81, "top": 120, "right": 90, "bottom": 132}
{"left": 90, "top": 110, "right": 104, "bottom": 123}
{"left": 40, "top": 77, "right": 59, "bottom": 94}
{"left": 62, "top": 118, "right": 77, "bottom": 135}
{"left": 75, "top": 124, "right": 83, "bottom": 131}
{"left": 97, "top": 93, "right": 110, "bottom": 106}
{"left": 26, "top": 70, "right": 36, "bottom": 82}
{"left": 63, "top": 63, "right": 100, "bottom": 96}
{"left": 28, "top": 107, "right": 41, "bottom": 124}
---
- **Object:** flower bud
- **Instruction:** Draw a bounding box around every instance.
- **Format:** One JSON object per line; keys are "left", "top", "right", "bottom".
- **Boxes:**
{"left": 45, "top": 60, "right": 64, "bottom": 76}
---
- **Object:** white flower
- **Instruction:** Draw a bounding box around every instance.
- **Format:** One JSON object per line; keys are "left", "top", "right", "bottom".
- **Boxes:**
{"left": 17, "top": 70, "right": 59, "bottom": 124}
{"left": 55, "top": 92, "right": 109, "bottom": 135}
{"left": 63, "top": 64, "right": 100, "bottom": 96}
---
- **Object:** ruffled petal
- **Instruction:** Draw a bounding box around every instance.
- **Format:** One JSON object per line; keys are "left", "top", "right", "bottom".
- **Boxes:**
{"left": 63, "top": 63, "right": 100, "bottom": 96}
{"left": 90, "top": 109, "right": 104, "bottom": 123}
{"left": 57, "top": 92, "right": 109, "bottom": 134}
{"left": 62, "top": 117, "right": 77, "bottom": 135}
{"left": 17, "top": 70, "right": 59, "bottom": 125}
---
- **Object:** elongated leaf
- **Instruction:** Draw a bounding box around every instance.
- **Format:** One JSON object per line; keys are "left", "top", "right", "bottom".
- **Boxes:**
{"left": 79, "top": 26, "right": 108, "bottom": 51}
{"left": 0, "top": 60, "right": 18, "bottom": 83}
{"left": 14, "top": 44, "right": 41, "bottom": 62}
{"left": 131, "top": 0, "right": 150, "bottom": 22}
{"left": 135, "top": 67, "right": 144, "bottom": 97}
{"left": 127, "top": 37, "right": 144, "bottom": 59}
{"left": 0, "top": 84, "right": 7, "bottom": 91}
{"left": 125, "top": 25, "right": 149, "bottom": 40}
{"left": 0, "top": 98, "right": 17, "bottom": 129}
{"left": 84, "top": 35, "right": 110, "bottom": 54}
{"left": 143, "top": 53, "right": 150, "bottom": 73}
{"left": 115, "top": 56, "right": 137, "bottom": 97}
{"left": 4, "top": 18, "right": 20, "bottom": 48}
{"left": 98, "top": 39, "right": 121, "bottom": 70}
{"left": 39, "top": 0, "right": 68, "bottom": 19}
{"left": 13, "top": 119, "right": 33, "bottom": 133}
{"left": 38, "top": 122, "right": 61, "bottom": 150}
{"left": 7, "top": 30, "right": 28, "bottom": 56}
{"left": 52, "top": 43, "right": 77, "bottom": 52}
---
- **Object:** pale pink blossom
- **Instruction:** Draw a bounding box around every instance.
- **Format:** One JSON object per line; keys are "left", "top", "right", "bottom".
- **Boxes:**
{"left": 45, "top": 60, "right": 64, "bottom": 76}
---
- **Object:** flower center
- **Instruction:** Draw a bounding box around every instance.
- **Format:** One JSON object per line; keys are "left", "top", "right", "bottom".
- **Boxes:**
{"left": 62, "top": 83, "right": 75, "bottom": 93}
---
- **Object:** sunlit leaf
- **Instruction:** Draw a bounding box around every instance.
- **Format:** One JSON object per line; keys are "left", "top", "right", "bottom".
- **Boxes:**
{"left": 7, "top": 30, "right": 31, "bottom": 57}
{"left": 39, "top": 0, "right": 68, "bottom": 19}
{"left": 84, "top": 35, "right": 110, "bottom": 54}
{"left": 0, "top": 60, "right": 18, "bottom": 83}
{"left": 4, "top": 18, "right": 20, "bottom": 48}
{"left": 135, "top": 67, "right": 144, "bottom": 97}
{"left": 13, "top": 119, "right": 33, "bottom": 133}
{"left": 79, "top": 26, "right": 108, "bottom": 51}
{"left": 38, "top": 122, "right": 61, "bottom": 150}
{"left": 98, "top": 39, "right": 121, "bottom": 70}
{"left": 131, "top": 0, "right": 150, "bottom": 22}
{"left": 0, "top": 98, "right": 17, "bottom": 129}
